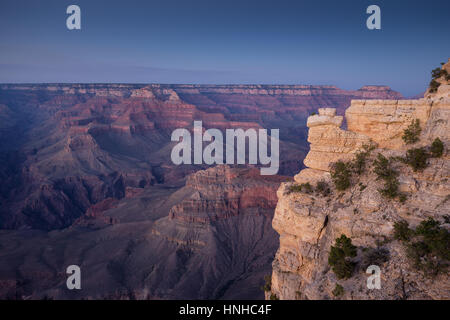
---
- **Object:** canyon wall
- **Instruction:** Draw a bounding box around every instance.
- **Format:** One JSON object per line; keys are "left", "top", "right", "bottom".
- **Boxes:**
{"left": 0, "top": 83, "right": 401, "bottom": 230}
{"left": 269, "top": 60, "right": 450, "bottom": 300}
{"left": 0, "top": 82, "right": 409, "bottom": 299}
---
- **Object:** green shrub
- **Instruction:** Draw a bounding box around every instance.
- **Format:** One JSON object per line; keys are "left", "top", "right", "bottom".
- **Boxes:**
{"left": 428, "top": 65, "right": 449, "bottom": 93}
{"left": 353, "top": 152, "right": 367, "bottom": 175}
{"left": 269, "top": 293, "right": 279, "bottom": 300}
{"left": 398, "top": 194, "right": 407, "bottom": 203}
{"left": 444, "top": 214, "right": 450, "bottom": 224}
{"left": 394, "top": 218, "right": 450, "bottom": 276}
{"left": 288, "top": 184, "right": 302, "bottom": 193}
{"left": 430, "top": 138, "right": 444, "bottom": 158}
{"left": 328, "top": 235, "right": 357, "bottom": 279}
{"left": 415, "top": 218, "right": 450, "bottom": 261}
{"left": 332, "top": 283, "right": 344, "bottom": 297}
{"left": 330, "top": 259, "right": 354, "bottom": 280}
{"left": 393, "top": 220, "right": 412, "bottom": 241}
{"left": 330, "top": 161, "right": 351, "bottom": 191}
{"left": 431, "top": 67, "right": 444, "bottom": 79}
{"left": 289, "top": 182, "right": 313, "bottom": 194}
{"left": 402, "top": 119, "right": 421, "bottom": 144}
{"left": 429, "top": 80, "right": 440, "bottom": 93}
{"left": 406, "top": 241, "right": 448, "bottom": 276}
{"left": 372, "top": 153, "right": 405, "bottom": 200}
{"left": 353, "top": 154, "right": 366, "bottom": 175}
{"left": 315, "top": 180, "right": 331, "bottom": 197}
{"left": 379, "top": 176, "right": 400, "bottom": 199}
{"left": 352, "top": 144, "right": 374, "bottom": 175}
{"left": 373, "top": 154, "right": 397, "bottom": 180}
{"left": 301, "top": 182, "right": 313, "bottom": 194}
{"left": 390, "top": 155, "right": 406, "bottom": 163}
{"left": 431, "top": 67, "right": 449, "bottom": 80}
{"left": 262, "top": 275, "right": 271, "bottom": 292}
{"left": 404, "top": 147, "right": 429, "bottom": 172}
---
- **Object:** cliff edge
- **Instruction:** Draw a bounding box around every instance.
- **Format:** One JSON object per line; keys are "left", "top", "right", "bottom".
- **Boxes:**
{"left": 268, "top": 60, "right": 450, "bottom": 300}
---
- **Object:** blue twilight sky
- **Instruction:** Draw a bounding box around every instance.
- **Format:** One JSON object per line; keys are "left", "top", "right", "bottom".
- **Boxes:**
{"left": 0, "top": 0, "right": 449, "bottom": 96}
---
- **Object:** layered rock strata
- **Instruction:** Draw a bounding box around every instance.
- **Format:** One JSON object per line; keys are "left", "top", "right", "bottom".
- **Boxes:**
{"left": 270, "top": 61, "right": 450, "bottom": 300}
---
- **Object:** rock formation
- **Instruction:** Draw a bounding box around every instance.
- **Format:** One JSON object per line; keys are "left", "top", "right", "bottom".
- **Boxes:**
{"left": 269, "top": 60, "right": 450, "bottom": 300}
{"left": 0, "top": 82, "right": 406, "bottom": 299}
{"left": 303, "top": 108, "right": 371, "bottom": 171}
{"left": 0, "top": 83, "right": 401, "bottom": 230}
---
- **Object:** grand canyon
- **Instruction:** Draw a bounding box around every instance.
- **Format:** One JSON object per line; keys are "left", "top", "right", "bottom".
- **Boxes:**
{"left": 0, "top": 67, "right": 448, "bottom": 299}
{"left": 1, "top": 0, "right": 449, "bottom": 307}
{"left": 0, "top": 82, "right": 404, "bottom": 299}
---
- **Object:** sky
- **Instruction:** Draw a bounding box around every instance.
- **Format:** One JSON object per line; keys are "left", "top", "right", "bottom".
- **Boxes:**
{"left": 0, "top": 0, "right": 449, "bottom": 96}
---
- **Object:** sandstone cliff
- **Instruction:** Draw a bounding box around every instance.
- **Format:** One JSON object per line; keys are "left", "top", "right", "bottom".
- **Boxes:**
{"left": 269, "top": 60, "right": 450, "bottom": 300}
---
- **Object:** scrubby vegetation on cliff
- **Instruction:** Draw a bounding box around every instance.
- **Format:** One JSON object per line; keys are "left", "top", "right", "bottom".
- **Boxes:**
{"left": 329, "top": 144, "right": 375, "bottom": 192}
{"left": 288, "top": 182, "right": 313, "bottom": 194}
{"left": 328, "top": 235, "right": 357, "bottom": 279}
{"left": 332, "top": 283, "right": 344, "bottom": 297}
{"left": 329, "top": 234, "right": 391, "bottom": 281}
{"left": 288, "top": 180, "right": 331, "bottom": 197}
{"left": 374, "top": 133, "right": 446, "bottom": 199}
{"left": 330, "top": 161, "right": 352, "bottom": 191}
{"left": 393, "top": 220, "right": 413, "bottom": 241}
{"left": 431, "top": 138, "right": 444, "bottom": 158}
{"left": 317, "top": 132, "right": 445, "bottom": 204}
{"left": 394, "top": 218, "right": 450, "bottom": 276}
{"left": 429, "top": 63, "right": 450, "bottom": 93}
{"left": 352, "top": 144, "right": 375, "bottom": 175}
{"left": 269, "top": 293, "right": 279, "bottom": 300}
{"left": 404, "top": 147, "right": 429, "bottom": 172}
{"left": 373, "top": 153, "right": 405, "bottom": 201}
{"left": 315, "top": 180, "right": 331, "bottom": 197}
{"left": 329, "top": 120, "right": 445, "bottom": 202}
{"left": 261, "top": 275, "right": 271, "bottom": 292}
{"left": 402, "top": 119, "right": 421, "bottom": 144}
{"left": 399, "top": 137, "right": 444, "bottom": 172}
{"left": 373, "top": 153, "right": 397, "bottom": 180}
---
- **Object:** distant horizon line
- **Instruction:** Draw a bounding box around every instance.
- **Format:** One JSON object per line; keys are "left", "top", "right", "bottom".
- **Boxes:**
{"left": 0, "top": 83, "right": 425, "bottom": 98}
{"left": 0, "top": 82, "right": 397, "bottom": 89}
